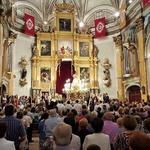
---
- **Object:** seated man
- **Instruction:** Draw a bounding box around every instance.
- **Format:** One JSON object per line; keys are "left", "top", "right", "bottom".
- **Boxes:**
{"left": 53, "top": 123, "right": 72, "bottom": 150}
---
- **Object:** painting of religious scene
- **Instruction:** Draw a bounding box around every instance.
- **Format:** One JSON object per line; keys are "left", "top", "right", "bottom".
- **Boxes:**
{"left": 79, "top": 42, "right": 89, "bottom": 57}
{"left": 59, "top": 18, "right": 71, "bottom": 32}
{"left": 58, "top": 40, "right": 73, "bottom": 57}
{"left": 80, "top": 67, "right": 90, "bottom": 82}
{"left": 40, "top": 40, "right": 51, "bottom": 56}
{"left": 40, "top": 68, "right": 51, "bottom": 82}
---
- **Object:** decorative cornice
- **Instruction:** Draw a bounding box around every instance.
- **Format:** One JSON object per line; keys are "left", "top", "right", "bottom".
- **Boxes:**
{"left": 113, "top": 35, "right": 122, "bottom": 47}
{"left": 136, "top": 17, "right": 144, "bottom": 32}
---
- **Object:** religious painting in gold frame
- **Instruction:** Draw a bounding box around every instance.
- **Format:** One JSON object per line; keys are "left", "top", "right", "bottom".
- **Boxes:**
{"left": 40, "top": 67, "right": 51, "bottom": 83}
{"left": 58, "top": 40, "right": 73, "bottom": 57}
{"left": 59, "top": 18, "right": 71, "bottom": 32}
{"left": 57, "top": 12, "right": 73, "bottom": 33}
{"left": 79, "top": 42, "right": 89, "bottom": 57}
{"left": 80, "top": 67, "right": 90, "bottom": 82}
{"left": 40, "top": 40, "right": 51, "bottom": 56}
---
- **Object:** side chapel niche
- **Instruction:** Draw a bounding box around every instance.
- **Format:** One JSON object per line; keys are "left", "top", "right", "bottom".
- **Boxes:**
{"left": 31, "top": 1, "right": 99, "bottom": 96}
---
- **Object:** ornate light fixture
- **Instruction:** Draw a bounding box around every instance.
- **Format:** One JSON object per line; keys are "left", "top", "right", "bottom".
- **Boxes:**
{"left": 62, "top": 76, "right": 89, "bottom": 100}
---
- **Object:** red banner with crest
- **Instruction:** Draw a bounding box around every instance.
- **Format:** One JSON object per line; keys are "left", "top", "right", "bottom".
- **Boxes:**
{"left": 143, "top": 0, "right": 150, "bottom": 7}
{"left": 95, "top": 17, "right": 107, "bottom": 38}
{"left": 24, "top": 13, "right": 35, "bottom": 36}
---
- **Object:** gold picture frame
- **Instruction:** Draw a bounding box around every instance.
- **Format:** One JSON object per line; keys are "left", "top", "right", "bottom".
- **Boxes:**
{"left": 79, "top": 42, "right": 89, "bottom": 57}
{"left": 57, "top": 12, "right": 73, "bottom": 33}
{"left": 40, "top": 40, "right": 51, "bottom": 56}
{"left": 59, "top": 18, "right": 71, "bottom": 32}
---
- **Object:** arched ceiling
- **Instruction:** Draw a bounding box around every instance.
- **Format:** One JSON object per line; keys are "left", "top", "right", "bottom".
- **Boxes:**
{"left": 5, "top": 0, "right": 122, "bottom": 34}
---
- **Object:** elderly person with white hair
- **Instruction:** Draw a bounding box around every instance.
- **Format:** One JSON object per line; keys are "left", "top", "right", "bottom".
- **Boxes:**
{"left": 53, "top": 123, "right": 72, "bottom": 150}
{"left": 44, "top": 108, "right": 61, "bottom": 138}
{"left": 102, "top": 112, "right": 119, "bottom": 149}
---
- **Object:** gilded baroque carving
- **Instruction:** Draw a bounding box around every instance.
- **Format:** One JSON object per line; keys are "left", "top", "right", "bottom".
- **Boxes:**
{"left": 31, "top": 1, "right": 98, "bottom": 95}
{"left": 8, "top": 31, "right": 17, "bottom": 46}
{"left": 32, "top": 44, "right": 38, "bottom": 57}
{"left": 113, "top": 35, "right": 122, "bottom": 47}
{"left": 55, "top": 1, "right": 74, "bottom": 12}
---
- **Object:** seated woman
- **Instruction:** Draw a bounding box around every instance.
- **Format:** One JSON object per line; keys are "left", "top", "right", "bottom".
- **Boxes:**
{"left": 0, "top": 122, "right": 16, "bottom": 150}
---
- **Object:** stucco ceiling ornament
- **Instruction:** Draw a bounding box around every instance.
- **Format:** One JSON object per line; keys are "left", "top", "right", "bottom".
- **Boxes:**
{"left": 55, "top": 1, "right": 74, "bottom": 12}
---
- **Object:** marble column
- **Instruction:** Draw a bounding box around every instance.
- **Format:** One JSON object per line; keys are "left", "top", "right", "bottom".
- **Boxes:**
{"left": 136, "top": 17, "right": 148, "bottom": 101}
{"left": 113, "top": 35, "right": 124, "bottom": 100}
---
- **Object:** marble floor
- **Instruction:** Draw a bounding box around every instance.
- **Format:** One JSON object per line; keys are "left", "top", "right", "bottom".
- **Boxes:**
{"left": 29, "top": 134, "right": 39, "bottom": 150}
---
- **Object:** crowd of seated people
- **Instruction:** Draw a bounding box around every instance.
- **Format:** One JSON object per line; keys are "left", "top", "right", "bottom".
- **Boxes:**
{"left": 0, "top": 92, "right": 150, "bottom": 150}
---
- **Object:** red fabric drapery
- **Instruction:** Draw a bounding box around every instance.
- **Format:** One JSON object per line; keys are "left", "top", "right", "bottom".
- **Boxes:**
{"left": 56, "top": 61, "right": 75, "bottom": 94}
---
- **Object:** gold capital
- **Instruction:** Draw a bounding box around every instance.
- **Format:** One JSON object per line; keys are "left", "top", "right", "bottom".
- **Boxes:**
{"left": 113, "top": 35, "right": 122, "bottom": 47}
{"left": 136, "top": 17, "right": 144, "bottom": 32}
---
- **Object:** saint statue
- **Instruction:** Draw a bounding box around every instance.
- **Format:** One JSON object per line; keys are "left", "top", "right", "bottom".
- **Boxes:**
{"left": 72, "top": 74, "right": 79, "bottom": 87}
{"left": 21, "top": 68, "right": 27, "bottom": 79}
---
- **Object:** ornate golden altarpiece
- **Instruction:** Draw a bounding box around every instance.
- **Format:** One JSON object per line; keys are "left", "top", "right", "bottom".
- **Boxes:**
{"left": 31, "top": 2, "right": 99, "bottom": 96}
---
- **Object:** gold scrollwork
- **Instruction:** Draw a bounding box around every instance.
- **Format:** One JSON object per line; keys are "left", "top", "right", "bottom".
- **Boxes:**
{"left": 55, "top": 1, "right": 74, "bottom": 12}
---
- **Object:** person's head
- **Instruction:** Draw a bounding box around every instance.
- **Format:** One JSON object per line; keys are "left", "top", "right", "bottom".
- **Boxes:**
{"left": 53, "top": 123, "right": 72, "bottom": 146}
{"left": 23, "top": 110, "right": 28, "bottom": 115}
{"left": 0, "top": 122, "right": 7, "bottom": 138}
{"left": 143, "top": 118, "right": 150, "bottom": 132}
{"left": 134, "top": 115, "right": 142, "bottom": 124}
{"left": 116, "top": 117, "right": 123, "bottom": 128}
{"left": 79, "top": 118, "right": 88, "bottom": 129}
{"left": 67, "top": 101, "right": 70, "bottom": 104}
{"left": 5, "top": 104, "right": 14, "bottom": 116}
{"left": 103, "top": 112, "right": 114, "bottom": 121}
{"left": 16, "top": 111, "right": 23, "bottom": 119}
{"left": 62, "top": 109, "right": 68, "bottom": 117}
{"left": 48, "top": 108, "right": 56, "bottom": 117}
{"left": 87, "top": 144, "right": 101, "bottom": 150}
{"left": 123, "top": 115, "right": 137, "bottom": 131}
{"left": 91, "top": 117, "right": 104, "bottom": 133}
{"left": 41, "top": 112, "right": 49, "bottom": 120}
{"left": 71, "top": 109, "right": 77, "bottom": 117}
{"left": 129, "top": 131, "right": 150, "bottom": 150}
{"left": 76, "top": 100, "right": 79, "bottom": 103}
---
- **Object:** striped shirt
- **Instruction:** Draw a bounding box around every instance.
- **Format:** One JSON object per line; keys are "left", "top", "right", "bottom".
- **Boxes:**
{"left": 0, "top": 116, "right": 26, "bottom": 149}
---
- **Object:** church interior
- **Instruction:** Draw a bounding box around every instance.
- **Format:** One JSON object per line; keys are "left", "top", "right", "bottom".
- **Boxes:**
{"left": 1, "top": 0, "right": 150, "bottom": 102}
{"left": 0, "top": 0, "right": 150, "bottom": 150}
